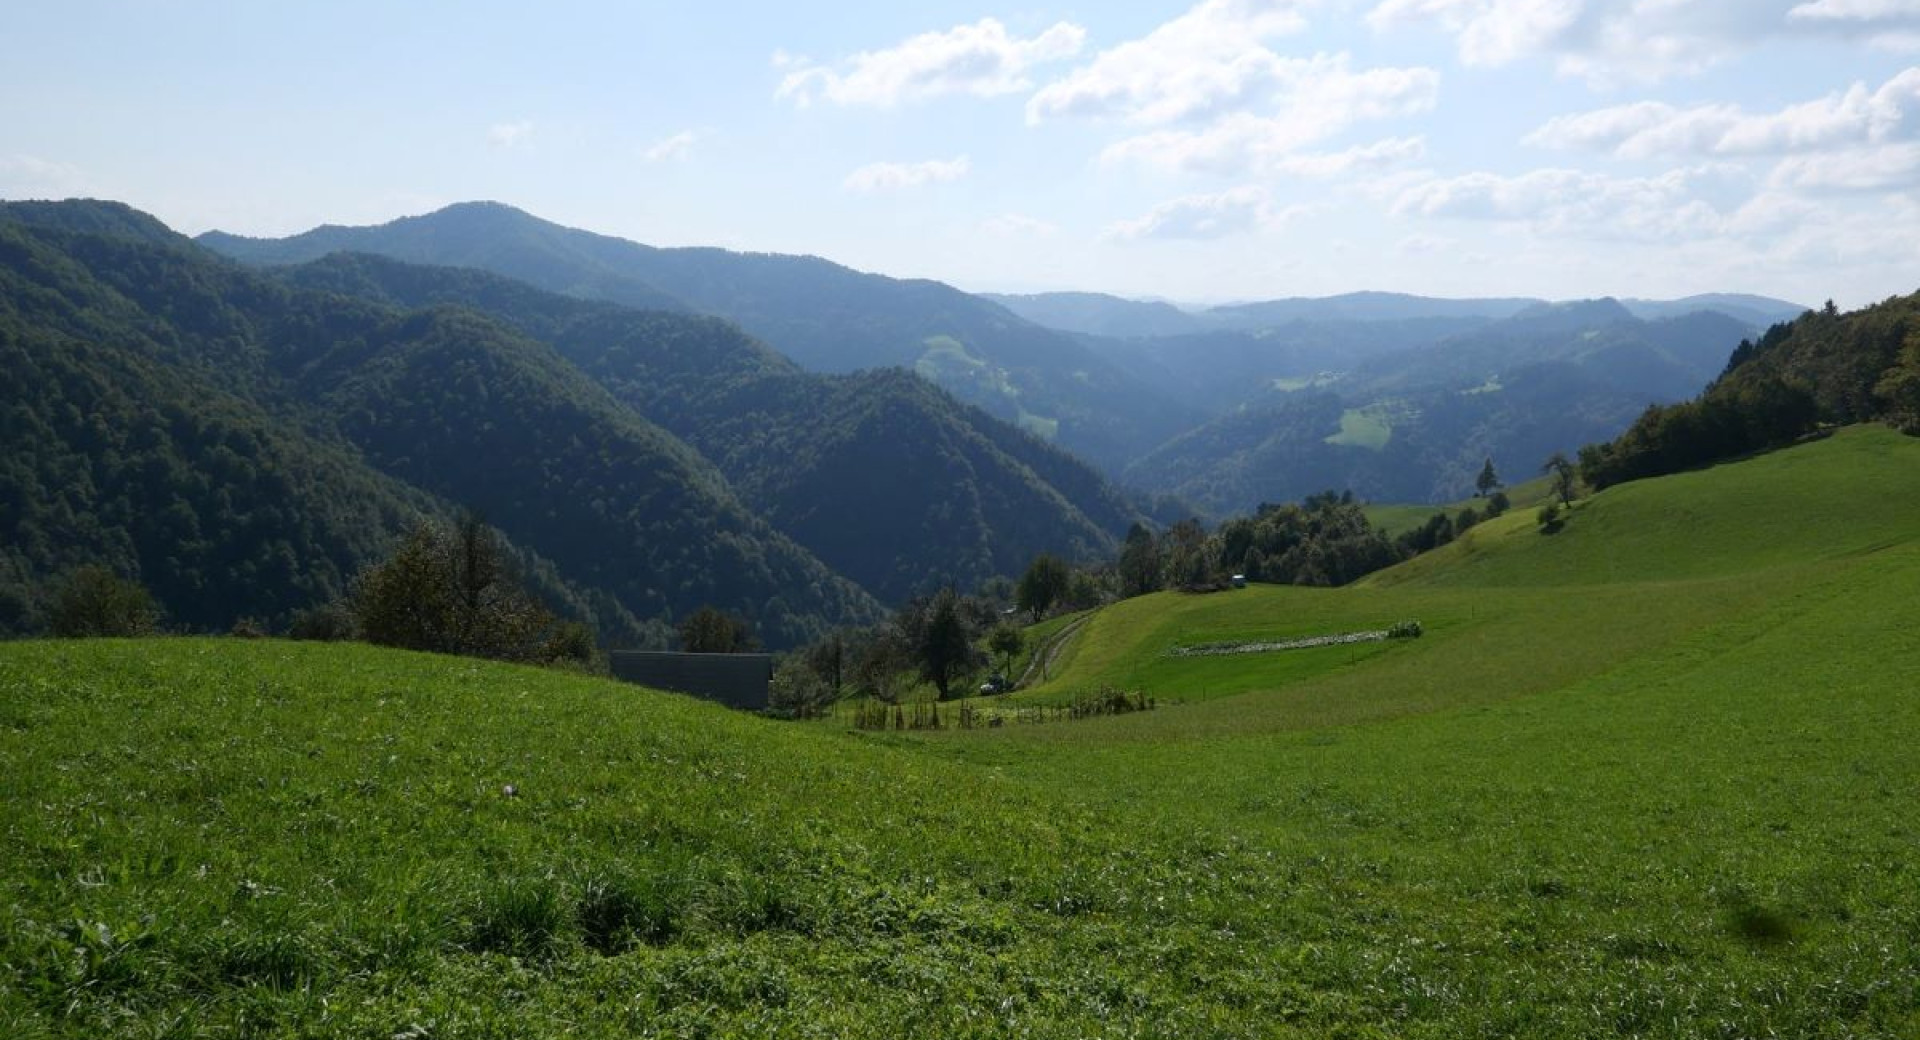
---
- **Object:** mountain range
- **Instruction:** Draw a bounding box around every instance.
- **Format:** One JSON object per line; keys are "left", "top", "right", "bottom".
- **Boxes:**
{"left": 1, "top": 195, "right": 1816, "bottom": 641}
{"left": 202, "top": 203, "right": 1802, "bottom": 512}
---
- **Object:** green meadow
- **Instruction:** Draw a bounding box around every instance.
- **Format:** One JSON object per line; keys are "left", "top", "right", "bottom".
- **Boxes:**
{"left": 5, "top": 426, "right": 1920, "bottom": 1037}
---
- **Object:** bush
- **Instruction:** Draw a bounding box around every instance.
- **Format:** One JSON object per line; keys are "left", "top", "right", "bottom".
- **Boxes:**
{"left": 1388, "top": 620, "right": 1423, "bottom": 639}
{"left": 46, "top": 566, "right": 159, "bottom": 637}
{"left": 288, "top": 602, "right": 358, "bottom": 642}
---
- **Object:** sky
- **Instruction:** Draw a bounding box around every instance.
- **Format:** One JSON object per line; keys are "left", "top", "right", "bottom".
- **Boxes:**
{"left": 5, "top": 0, "right": 1920, "bottom": 308}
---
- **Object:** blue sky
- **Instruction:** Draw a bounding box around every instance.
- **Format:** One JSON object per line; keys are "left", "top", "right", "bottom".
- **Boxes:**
{"left": 5, "top": 1, "right": 1919, "bottom": 307}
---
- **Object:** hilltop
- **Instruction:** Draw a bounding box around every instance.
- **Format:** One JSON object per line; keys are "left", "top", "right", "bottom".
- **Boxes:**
{"left": 5, "top": 424, "right": 1919, "bottom": 1037}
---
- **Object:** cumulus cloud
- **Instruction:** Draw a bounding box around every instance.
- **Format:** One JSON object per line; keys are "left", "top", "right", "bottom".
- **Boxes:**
{"left": 1529, "top": 68, "right": 1920, "bottom": 157}
{"left": 1790, "top": 0, "right": 1920, "bottom": 20}
{"left": 1106, "top": 186, "right": 1303, "bottom": 240}
{"left": 1027, "top": 0, "right": 1336, "bottom": 125}
{"left": 642, "top": 130, "right": 698, "bottom": 163}
{"left": 1369, "top": 1, "right": 1822, "bottom": 85}
{"left": 777, "top": 19, "right": 1084, "bottom": 107}
{"left": 1771, "top": 141, "right": 1920, "bottom": 190}
{"left": 1096, "top": 54, "right": 1436, "bottom": 175}
{"left": 843, "top": 156, "right": 971, "bottom": 192}
{"left": 1367, "top": 0, "right": 1579, "bottom": 67}
{"left": 1392, "top": 164, "right": 1757, "bottom": 241}
{"left": 487, "top": 121, "right": 534, "bottom": 148}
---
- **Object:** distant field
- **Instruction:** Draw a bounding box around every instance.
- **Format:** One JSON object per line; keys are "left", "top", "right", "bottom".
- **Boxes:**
{"left": 1323, "top": 404, "right": 1394, "bottom": 449}
{"left": 5, "top": 425, "right": 1920, "bottom": 1037}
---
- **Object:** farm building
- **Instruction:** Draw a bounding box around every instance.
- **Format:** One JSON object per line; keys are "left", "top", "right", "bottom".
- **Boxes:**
{"left": 609, "top": 651, "right": 774, "bottom": 711}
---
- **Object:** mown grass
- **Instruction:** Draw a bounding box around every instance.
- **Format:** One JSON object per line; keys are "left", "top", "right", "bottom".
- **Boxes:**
{"left": 4, "top": 425, "right": 1920, "bottom": 1037}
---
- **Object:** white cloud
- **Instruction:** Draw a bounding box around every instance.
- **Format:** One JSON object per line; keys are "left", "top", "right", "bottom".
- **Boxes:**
{"left": 1370, "top": 1, "right": 1809, "bottom": 85}
{"left": 1771, "top": 141, "right": 1920, "bottom": 189}
{"left": 1528, "top": 69, "right": 1920, "bottom": 157}
{"left": 1027, "top": 0, "right": 1328, "bottom": 126}
{"left": 487, "top": 121, "right": 534, "bottom": 148}
{"left": 1270, "top": 137, "right": 1428, "bottom": 177}
{"left": 1367, "top": 0, "right": 1580, "bottom": 67}
{"left": 1106, "top": 186, "right": 1304, "bottom": 240}
{"left": 642, "top": 130, "right": 698, "bottom": 163}
{"left": 1790, "top": 0, "right": 1920, "bottom": 20}
{"left": 1097, "top": 54, "right": 1436, "bottom": 175}
{"left": 843, "top": 156, "right": 971, "bottom": 192}
{"left": 777, "top": 19, "right": 1084, "bottom": 108}
{"left": 981, "top": 212, "right": 1060, "bottom": 236}
{"left": 1392, "top": 164, "right": 1755, "bottom": 241}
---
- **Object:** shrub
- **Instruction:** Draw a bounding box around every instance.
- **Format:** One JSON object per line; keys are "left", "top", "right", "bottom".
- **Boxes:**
{"left": 288, "top": 602, "right": 358, "bottom": 642}
{"left": 46, "top": 566, "right": 159, "bottom": 637}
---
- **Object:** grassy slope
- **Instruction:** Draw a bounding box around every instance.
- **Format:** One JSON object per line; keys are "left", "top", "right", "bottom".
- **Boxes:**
{"left": 5, "top": 425, "right": 1920, "bottom": 1037}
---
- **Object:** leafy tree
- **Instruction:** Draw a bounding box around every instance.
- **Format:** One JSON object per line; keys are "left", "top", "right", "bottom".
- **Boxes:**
{"left": 850, "top": 626, "right": 911, "bottom": 704}
{"left": 914, "top": 588, "right": 980, "bottom": 701}
{"left": 769, "top": 656, "right": 835, "bottom": 719}
{"left": 1543, "top": 452, "right": 1578, "bottom": 507}
{"left": 987, "top": 623, "right": 1023, "bottom": 678}
{"left": 1116, "top": 523, "right": 1164, "bottom": 598}
{"left": 1017, "top": 554, "right": 1071, "bottom": 622}
{"left": 1475, "top": 457, "right": 1501, "bottom": 497}
{"left": 802, "top": 631, "right": 848, "bottom": 699}
{"left": 1165, "top": 518, "right": 1217, "bottom": 590}
{"left": 680, "top": 605, "right": 757, "bottom": 654}
{"left": 47, "top": 566, "right": 158, "bottom": 637}
{"left": 352, "top": 516, "right": 572, "bottom": 662}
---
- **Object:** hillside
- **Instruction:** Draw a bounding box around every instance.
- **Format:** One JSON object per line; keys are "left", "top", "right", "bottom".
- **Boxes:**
{"left": 278, "top": 253, "right": 1137, "bottom": 601}
{"left": 0, "top": 203, "right": 881, "bottom": 645}
{"left": 1579, "top": 290, "right": 1920, "bottom": 489}
{"left": 6, "top": 426, "right": 1920, "bottom": 1037}
{"left": 201, "top": 203, "right": 1200, "bottom": 473}
{"left": 1122, "top": 300, "right": 1758, "bottom": 512}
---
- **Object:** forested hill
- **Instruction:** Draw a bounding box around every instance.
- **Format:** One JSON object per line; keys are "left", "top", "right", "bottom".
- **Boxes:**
{"left": 1123, "top": 300, "right": 1760, "bottom": 513}
{"left": 277, "top": 252, "right": 1139, "bottom": 602}
{"left": 199, "top": 202, "right": 1200, "bottom": 473}
{"left": 1580, "top": 293, "right": 1920, "bottom": 488}
{"left": 0, "top": 202, "right": 883, "bottom": 646}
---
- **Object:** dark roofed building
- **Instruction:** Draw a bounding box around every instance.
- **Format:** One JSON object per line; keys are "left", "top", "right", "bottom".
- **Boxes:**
{"left": 609, "top": 651, "right": 774, "bottom": 711}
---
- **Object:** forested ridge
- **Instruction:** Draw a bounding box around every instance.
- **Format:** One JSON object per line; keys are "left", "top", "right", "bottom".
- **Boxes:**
{"left": 276, "top": 252, "right": 1139, "bottom": 602}
{"left": 1579, "top": 294, "right": 1920, "bottom": 488}
{"left": 0, "top": 203, "right": 884, "bottom": 646}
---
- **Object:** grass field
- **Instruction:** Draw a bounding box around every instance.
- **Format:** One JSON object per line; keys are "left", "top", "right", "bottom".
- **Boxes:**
{"left": 4, "top": 426, "right": 1920, "bottom": 1037}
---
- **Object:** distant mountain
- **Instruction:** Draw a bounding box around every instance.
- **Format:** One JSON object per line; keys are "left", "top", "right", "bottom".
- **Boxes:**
{"left": 983, "top": 291, "right": 1204, "bottom": 338}
{"left": 1205, "top": 291, "right": 1544, "bottom": 329}
{"left": 279, "top": 252, "right": 1138, "bottom": 602}
{"left": 1123, "top": 300, "right": 1760, "bottom": 513}
{"left": 1078, "top": 318, "right": 1491, "bottom": 412}
{"left": 201, "top": 203, "right": 1199, "bottom": 473}
{"left": 2, "top": 202, "right": 883, "bottom": 647}
{"left": 1620, "top": 293, "right": 1806, "bottom": 328}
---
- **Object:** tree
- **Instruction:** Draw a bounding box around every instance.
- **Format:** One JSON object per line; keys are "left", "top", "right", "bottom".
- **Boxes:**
{"left": 1542, "top": 452, "right": 1578, "bottom": 507}
{"left": 802, "top": 630, "right": 848, "bottom": 698}
{"left": 47, "top": 566, "right": 158, "bottom": 637}
{"left": 679, "top": 605, "right": 757, "bottom": 653}
{"left": 352, "top": 515, "right": 577, "bottom": 663}
{"left": 1117, "top": 523, "right": 1164, "bottom": 598}
{"left": 1017, "top": 554, "right": 1070, "bottom": 622}
{"left": 914, "top": 588, "right": 979, "bottom": 701}
{"left": 851, "top": 626, "right": 911, "bottom": 704}
{"left": 1475, "top": 457, "right": 1501, "bottom": 498}
{"left": 987, "top": 623, "right": 1023, "bottom": 678}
